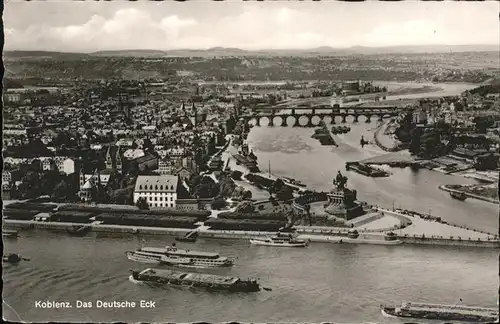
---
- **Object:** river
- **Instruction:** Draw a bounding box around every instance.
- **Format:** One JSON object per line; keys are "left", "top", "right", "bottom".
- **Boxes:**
{"left": 3, "top": 82, "right": 498, "bottom": 323}
{"left": 245, "top": 116, "right": 498, "bottom": 234}
{"left": 3, "top": 232, "right": 498, "bottom": 323}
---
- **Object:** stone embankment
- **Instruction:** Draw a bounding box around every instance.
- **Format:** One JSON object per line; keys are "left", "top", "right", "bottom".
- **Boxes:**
{"left": 439, "top": 184, "right": 498, "bottom": 204}
{"left": 373, "top": 208, "right": 498, "bottom": 244}
{"left": 373, "top": 120, "right": 402, "bottom": 152}
{"left": 5, "top": 215, "right": 499, "bottom": 248}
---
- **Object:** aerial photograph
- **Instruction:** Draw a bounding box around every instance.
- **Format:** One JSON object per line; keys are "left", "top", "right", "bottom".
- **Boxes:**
{"left": 2, "top": 1, "right": 500, "bottom": 323}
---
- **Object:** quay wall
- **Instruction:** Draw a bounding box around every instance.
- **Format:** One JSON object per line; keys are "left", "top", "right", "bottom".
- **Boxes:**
{"left": 439, "top": 185, "right": 498, "bottom": 204}
{"left": 4, "top": 219, "right": 499, "bottom": 248}
{"left": 398, "top": 236, "right": 500, "bottom": 248}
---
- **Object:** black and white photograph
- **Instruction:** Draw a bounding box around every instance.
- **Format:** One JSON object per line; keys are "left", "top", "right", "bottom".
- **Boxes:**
{"left": 2, "top": 1, "right": 500, "bottom": 323}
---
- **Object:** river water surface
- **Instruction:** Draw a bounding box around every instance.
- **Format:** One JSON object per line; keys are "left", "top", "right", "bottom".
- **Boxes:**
{"left": 3, "top": 232, "right": 498, "bottom": 323}
{"left": 246, "top": 122, "right": 498, "bottom": 233}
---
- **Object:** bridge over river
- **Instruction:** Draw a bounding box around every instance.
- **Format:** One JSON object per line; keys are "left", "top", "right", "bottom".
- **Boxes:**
{"left": 241, "top": 106, "right": 406, "bottom": 127}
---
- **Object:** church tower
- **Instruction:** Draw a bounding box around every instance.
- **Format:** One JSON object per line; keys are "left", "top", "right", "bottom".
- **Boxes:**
{"left": 115, "top": 148, "right": 122, "bottom": 173}
{"left": 79, "top": 167, "right": 86, "bottom": 190}
{"left": 105, "top": 146, "right": 113, "bottom": 169}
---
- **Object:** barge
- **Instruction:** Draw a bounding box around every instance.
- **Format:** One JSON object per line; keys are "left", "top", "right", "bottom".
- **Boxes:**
{"left": 232, "top": 154, "right": 259, "bottom": 172}
{"left": 130, "top": 268, "right": 260, "bottom": 292}
{"left": 450, "top": 191, "right": 468, "bottom": 201}
{"left": 2, "top": 229, "right": 19, "bottom": 238}
{"left": 381, "top": 301, "right": 499, "bottom": 322}
{"left": 345, "top": 162, "right": 389, "bottom": 177}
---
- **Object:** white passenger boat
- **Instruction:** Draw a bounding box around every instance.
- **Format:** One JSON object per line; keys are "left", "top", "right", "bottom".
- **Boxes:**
{"left": 126, "top": 245, "right": 234, "bottom": 268}
{"left": 126, "top": 251, "right": 162, "bottom": 265}
{"left": 160, "top": 255, "right": 193, "bottom": 266}
{"left": 250, "top": 232, "right": 308, "bottom": 247}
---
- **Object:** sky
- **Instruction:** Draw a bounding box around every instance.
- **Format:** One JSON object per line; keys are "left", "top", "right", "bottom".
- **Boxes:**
{"left": 4, "top": 1, "right": 500, "bottom": 52}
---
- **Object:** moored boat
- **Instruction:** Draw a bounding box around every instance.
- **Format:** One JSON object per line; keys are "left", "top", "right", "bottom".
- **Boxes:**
{"left": 282, "top": 177, "right": 307, "bottom": 187}
{"left": 175, "top": 230, "right": 198, "bottom": 243}
{"left": 66, "top": 225, "right": 92, "bottom": 237}
{"left": 347, "top": 229, "right": 359, "bottom": 239}
{"left": 130, "top": 268, "right": 260, "bottom": 292}
{"left": 3, "top": 253, "right": 29, "bottom": 264}
{"left": 381, "top": 301, "right": 498, "bottom": 323}
{"left": 384, "top": 232, "right": 398, "bottom": 241}
{"left": 2, "top": 229, "right": 19, "bottom": 238}
{"left": 250, "top": 232, "right": 308, "bottom": 247}
{"left": 450, "top": 191, "right": 468, "bottom": 201}
{"left": 126, "top": 245, "right": 234, "bottom": 268}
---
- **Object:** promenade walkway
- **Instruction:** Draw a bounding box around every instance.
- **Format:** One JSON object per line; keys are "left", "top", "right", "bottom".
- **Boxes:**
{"left": 374, "top": 208, "right": 495, "bottom": 240}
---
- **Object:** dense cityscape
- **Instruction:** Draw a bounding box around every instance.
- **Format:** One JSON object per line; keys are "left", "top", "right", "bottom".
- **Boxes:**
{"left": 3, "top": 2, "right": 500, "bottom": 323}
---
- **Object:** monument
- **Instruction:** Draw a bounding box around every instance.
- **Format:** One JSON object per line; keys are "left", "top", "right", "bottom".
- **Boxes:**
{"left": 325, "top": 171, "right": 364, "bottom": 220}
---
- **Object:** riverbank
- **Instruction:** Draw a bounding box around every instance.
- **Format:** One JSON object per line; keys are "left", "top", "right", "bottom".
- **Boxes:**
{"left": 4, "top": 217, "right": 498, "bottom": 248}
{"left": 373, "top": 119, "right": 403, "bottom": 152}
{"left": 358, "top": 151, "right": 419, "bottom": 166}
{"left": 439, "top": 184, "right": 498, "bottom": 204}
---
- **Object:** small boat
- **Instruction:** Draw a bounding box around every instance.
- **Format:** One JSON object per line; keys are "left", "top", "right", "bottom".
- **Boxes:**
{"left": 175, "top": 230, "right": 198, "bottom": 243}
{"left": 282, "top": 177, "right": 306, "bottom": 187}
{"left": 3, "top": 253, "right": 30, "bottom": 264}
{"left": 450, "top": 191, "right": 467, "bottom": 201}
{"left": 381, "top": 301, "right": 498, "bottom": 323}
{"left": 130, "top": 268, "right": 261, "bottom": 292}
{"left": 250, "top": 232, "right": 308, "bottom": 247}
{"left": 66, "top": 225, "right": 92, "bottom": 237}
{"left": 347, "top": 229, "right": 360, "bottom": 239}
{"left": 2, "top": 230, "right": 19, "bottom": 238}
{"left": 384, "top": 232, "right": 398, "bottom": 241}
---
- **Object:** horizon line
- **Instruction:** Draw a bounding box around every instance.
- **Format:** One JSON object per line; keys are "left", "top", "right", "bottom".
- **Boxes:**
{"left": 4, "top": 43, "right": 499, "bottom": 54}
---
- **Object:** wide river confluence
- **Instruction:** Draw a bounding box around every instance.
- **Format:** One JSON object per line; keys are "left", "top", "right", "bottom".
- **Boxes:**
{"left": 3, "top": 82, "right": 498, "bottom": 323}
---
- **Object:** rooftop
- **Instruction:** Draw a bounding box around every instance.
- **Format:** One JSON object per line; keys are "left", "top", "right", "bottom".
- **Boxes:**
{"left": 135, "top": 175, "right": 178, "bottom": 192}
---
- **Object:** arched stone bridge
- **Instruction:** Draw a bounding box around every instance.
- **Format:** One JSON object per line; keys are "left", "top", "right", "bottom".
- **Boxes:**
{"left": 241, "top": 106, "right": 403, "bottom": 127}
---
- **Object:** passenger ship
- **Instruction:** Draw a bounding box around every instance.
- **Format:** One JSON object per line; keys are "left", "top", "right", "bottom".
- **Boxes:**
{"left": 250, "top": 232, "right": 309, "bottom": 247}
{"left": 126, "top": 246, "right": 234, "bottom": 268}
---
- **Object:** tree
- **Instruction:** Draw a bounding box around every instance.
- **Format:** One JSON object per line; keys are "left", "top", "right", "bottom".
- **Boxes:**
{"left": 136, "top": 197, "right": 149, "bottom": 210}
{"left": 242, "top": 190, "right": 253, "bottom": 200}
{"left": 473, "top": 116, "right": 494, "bottom": 134}
{"left": 143, "top": 138, "right": 154, "bottom": 152}
{"left": 194, "top": 176, "right": 220, "bottom": 198}
{"left": 276, "top": 187, "right": 294, "bottom": 201}
{"left": 211, "top": 198, "right": 228, "bottom": 210}
{"left": 272, "top": 178, "right": 285, "bottom": 192}
{"left": 51, "top": 179, "right": 74, "bottom": 202}
{"left": 40, "top": 170, "right": 63, "bottom": 196}
{"left": 235, "top": 201, "right": 255, "bottom": 213}
{"left": 408, "top": 127, "right": 423, "bottom": 155}
{"left": 18, "top": 171, "right": 42, "bottom": 199}
{"left": 218, "top": 176, "right": 237, "bottom": 198}
{"left": 230, "top": 170, "right": 243, "bottom": 180}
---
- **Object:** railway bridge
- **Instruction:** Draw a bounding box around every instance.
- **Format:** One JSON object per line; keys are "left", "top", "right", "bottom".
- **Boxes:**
{"left": 241, "top": 106, "right": 404, "bottom": 127}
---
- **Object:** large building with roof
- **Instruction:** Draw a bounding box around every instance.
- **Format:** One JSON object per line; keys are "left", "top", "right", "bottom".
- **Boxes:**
{"left": 133, "top": 175, "right": 179, "bottom": 208}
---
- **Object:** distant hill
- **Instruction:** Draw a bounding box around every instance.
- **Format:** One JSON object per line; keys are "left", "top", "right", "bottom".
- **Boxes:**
{"left": 338, "top": 45, "right": 499, "bottom": 54}
{"left": 3, "top": 44, "right": 498, "bottom": 59}
{"left": 3, "top": 50, "right": 89, "bottom": 60}
{"left": 91, "top": 50, "right": 168, "bottom": 57}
